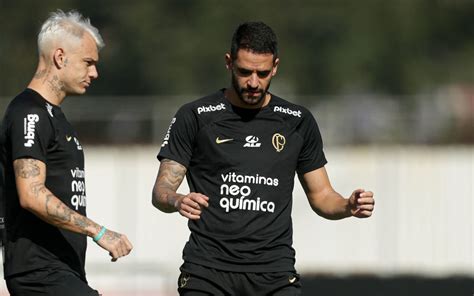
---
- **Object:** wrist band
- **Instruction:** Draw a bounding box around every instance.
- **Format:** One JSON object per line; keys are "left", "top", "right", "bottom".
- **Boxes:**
{"left": 93, "top": 226, "right": 107, "bottom": 242}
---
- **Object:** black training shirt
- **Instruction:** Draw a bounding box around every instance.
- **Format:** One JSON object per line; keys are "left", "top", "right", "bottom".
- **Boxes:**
{"left": 0, "top": 89, "right": 88, "bottom": 280}
{"left": 158, "top": 89, "right": 327, "bottom": 272}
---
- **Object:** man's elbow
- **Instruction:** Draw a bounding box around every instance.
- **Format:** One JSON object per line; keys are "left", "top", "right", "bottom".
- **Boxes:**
{"left": 18, "top": 194, "right": 36, "bottom": 212}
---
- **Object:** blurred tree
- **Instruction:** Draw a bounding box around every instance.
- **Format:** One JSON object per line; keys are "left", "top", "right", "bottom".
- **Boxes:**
{"left": 0, "top": 0, "right": 473, "bottom": 97}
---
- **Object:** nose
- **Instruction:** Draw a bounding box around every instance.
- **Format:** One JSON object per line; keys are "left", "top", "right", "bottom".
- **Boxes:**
{"left": 89, "top": 65, "right": 99, "bottom": 80}
{"left": 247, "top": 73, "right": 259, "bottom": 89}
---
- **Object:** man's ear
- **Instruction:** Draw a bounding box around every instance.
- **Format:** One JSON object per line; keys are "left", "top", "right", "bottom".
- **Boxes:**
{"left": 53, "top": 48, "right": 66, "bottom": 69}
{"left": 225, "top": 53, "right": 232, "bottom": 70}
{"left": 272, "top": 58, "right": 280, "bottom": 77}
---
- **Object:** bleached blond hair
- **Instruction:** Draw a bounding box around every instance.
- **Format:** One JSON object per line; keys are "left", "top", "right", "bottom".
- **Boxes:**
{"left": 37, "top": 9, "right": 104, "bottom": 55}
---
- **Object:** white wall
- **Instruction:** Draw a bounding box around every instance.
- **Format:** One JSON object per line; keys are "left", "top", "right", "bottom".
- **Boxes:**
{"left": 1, "top": 146, "right": 472, "bottom": 295}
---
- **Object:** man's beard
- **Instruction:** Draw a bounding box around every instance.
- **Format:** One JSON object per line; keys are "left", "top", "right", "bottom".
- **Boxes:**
{"left": 231, "top": 73, "right": 271, "bottom": 106}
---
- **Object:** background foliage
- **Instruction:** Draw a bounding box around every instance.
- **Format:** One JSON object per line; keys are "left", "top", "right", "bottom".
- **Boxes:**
{"left": 1, "top": 0, "right": 473, "bottom": 97}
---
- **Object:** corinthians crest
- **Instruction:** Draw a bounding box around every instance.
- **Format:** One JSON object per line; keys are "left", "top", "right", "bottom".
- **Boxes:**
{"left": 272, "top": 133, "right": 286, "bottom": 152}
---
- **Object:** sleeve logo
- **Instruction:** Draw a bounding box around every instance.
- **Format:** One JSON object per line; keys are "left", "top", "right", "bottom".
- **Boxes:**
{"left": 161, "top": 117, "right": 176, "bottom": 147}
{"left": 23, "top": 114, "right": 39, "bottom": 147}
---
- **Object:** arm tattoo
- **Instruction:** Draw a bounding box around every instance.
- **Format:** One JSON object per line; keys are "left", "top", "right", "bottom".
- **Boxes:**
{"left": 44, "top": 194, "right": 95, "bottom": 235}
{"left": 14, "top": 159, "right": 40, "bottom": 178}
{"left": 72, "top": 216, "right": 92, "bottom": 229}
{"left": 30, "top": 181, "right": 47, "bottom": 198}
{"left": 157, "top": 159, "right": 186, "bottom": 191}
{"left": 154, "top": 159, "right": 187, "bottom": 211}
{"left": 104, "top": 230, "right": 121, "bottom": 242}
{"left": 45, "top": 193, "right": 73, "bottom": 223}
{"left": 15, "top": 158, "right": 94, "bottom": 234}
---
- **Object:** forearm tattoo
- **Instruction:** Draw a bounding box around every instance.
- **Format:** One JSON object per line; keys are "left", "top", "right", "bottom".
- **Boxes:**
{"left": 15, "top": 159, "right": 93, "bottom": 233}
{"left": 73, "top": 216, "right": 90, "bottom": 229}
{"left": 158, "top": 159, "right": 186, "bottom": 191}
{"left": 157, "top": 159, "right": 187, "bottom": 208}
{"left": 14, "top": 159, "right": 40, "bottom": 178}
{"left": 45, "top": 193, "right": 72, "bottom": 223}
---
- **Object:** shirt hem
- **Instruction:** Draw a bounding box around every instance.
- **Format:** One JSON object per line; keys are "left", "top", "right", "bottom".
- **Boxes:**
{"left": 182, "top": 258, "right": 296, "bottom": 273}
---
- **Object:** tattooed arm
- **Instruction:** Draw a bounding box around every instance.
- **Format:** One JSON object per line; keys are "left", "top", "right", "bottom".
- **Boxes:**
{"left": 14, "top": 158, "right": 133, "bottom": 261}
{"left": 152, "top": 158, "right": 209, "bottom": 220}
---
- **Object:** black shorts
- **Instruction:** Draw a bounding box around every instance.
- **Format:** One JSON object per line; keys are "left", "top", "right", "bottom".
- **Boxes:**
{"left": 5, "top": 268, "right": 100, "bottom": 296}
{"left": 178, "top": 262, "right": 301, "bottom": 296}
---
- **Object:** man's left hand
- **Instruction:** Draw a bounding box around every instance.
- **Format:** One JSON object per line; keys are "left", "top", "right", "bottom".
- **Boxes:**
{"left": 349, "top": 189, "right": 375, "bottom": 218}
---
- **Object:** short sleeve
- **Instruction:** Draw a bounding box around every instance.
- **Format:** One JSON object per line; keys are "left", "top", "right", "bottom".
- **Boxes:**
{"left": 8, "top": 105, "right": 54, "bottom": 163}
{"left": 296, "top": 110, "right": 327, "bottom": 175}
{"left": 157, "top": 104, "right": 199, "bottom": 168}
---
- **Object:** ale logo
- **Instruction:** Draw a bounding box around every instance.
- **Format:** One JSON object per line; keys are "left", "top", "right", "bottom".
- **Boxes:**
{"left": 272, "top": 133, "right": 286, "bottom": 152}
{"left": 243, "top": 135, "right": 261, "bottom": 148}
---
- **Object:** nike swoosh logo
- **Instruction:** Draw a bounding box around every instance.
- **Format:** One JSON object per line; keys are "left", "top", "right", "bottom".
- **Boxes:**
{"left": 216, "top": 137, "right": 233, "bottom": 144}
{"left": 66, "top": 136, "right": 72, "bottom": 142}
{"left": 289, "top": 276, "right": 297, "bottom": 284}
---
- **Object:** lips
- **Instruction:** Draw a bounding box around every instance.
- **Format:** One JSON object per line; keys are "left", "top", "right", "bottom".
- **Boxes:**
{"left": 245, "top": 90, "right": 262, "bottom": 97}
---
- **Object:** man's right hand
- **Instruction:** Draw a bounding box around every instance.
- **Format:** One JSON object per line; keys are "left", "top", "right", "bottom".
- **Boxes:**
{"left": 175, "top": 192, "right": 209, "bottom": 220}
{"left": 96, "top": 229, "right": 133, "bottom": 262}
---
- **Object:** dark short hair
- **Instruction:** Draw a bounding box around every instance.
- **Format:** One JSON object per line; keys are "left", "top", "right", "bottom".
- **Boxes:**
{"left": 230, "top": 21, "right": 278, "bottom": 61}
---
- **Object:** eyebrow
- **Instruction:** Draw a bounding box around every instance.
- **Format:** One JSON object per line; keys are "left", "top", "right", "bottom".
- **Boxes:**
{"left": 235, "top": 66, "right": 272, "bottom": 77}
{"left": 83, "top": 57, "right": 98, "bottom": 64}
